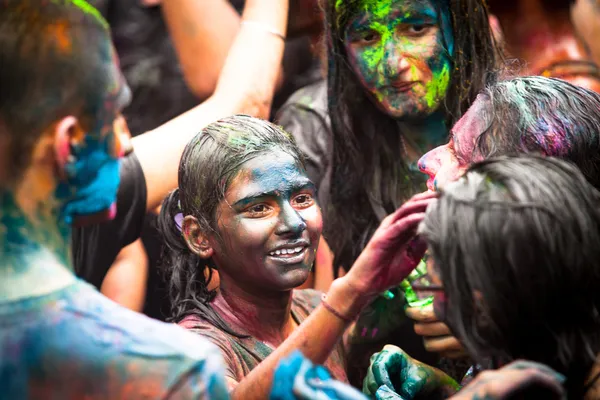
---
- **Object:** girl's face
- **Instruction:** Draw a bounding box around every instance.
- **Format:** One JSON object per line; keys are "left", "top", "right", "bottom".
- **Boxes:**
{"left": 209, "top": 150, "right": 323, "bottom": 292}
{"left": 344, "top": 0, "right": 454, "bottom": 119}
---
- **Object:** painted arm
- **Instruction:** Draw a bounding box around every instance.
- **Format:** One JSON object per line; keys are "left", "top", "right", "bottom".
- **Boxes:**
{"left": 132, "top": 0, "right": 288, "bottom": 212}
{"left": 229, "top": 192, "right": 437, "bottom": 400}
{"left": 100, "top": 238, "right": 148, "bottom": 312}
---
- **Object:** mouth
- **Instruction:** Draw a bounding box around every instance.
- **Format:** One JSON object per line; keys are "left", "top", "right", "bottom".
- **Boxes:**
{"left": 267, "top": 242, "right": 310, "bottom": 265}
{"left": 390, "top": 81, "right": 418, "bottom": 92}
{"left": 426, "top": 178, "right": 436, "bottom": 192}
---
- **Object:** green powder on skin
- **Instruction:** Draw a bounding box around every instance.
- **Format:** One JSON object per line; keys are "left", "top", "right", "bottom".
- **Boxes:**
{"left": 424, "top": 62, "right": 450, "bottom": 109}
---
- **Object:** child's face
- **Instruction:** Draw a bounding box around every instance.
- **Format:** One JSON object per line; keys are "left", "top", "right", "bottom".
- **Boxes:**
{"left": 210, "top": 150, "right": 323, "bottom": 292}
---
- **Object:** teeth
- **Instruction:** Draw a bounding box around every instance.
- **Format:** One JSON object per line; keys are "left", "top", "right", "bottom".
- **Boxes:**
{"left": 269, "top": 246, "right": 305, "bottom": 256}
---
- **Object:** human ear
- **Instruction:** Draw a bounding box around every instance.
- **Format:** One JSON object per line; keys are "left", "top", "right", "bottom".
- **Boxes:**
{"left": 182, "top": 215, "right": 214, "bottom": 259}
{"left": 52, "top": 115, "right": 86, "bottom": 180}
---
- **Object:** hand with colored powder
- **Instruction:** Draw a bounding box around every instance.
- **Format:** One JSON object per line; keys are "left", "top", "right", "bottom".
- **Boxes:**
{"left": 363, "top": 345, "right": 460, "bottom": 400}
{"left": 270, "top": 351, "right": 368, "bottom": 400}
{"left": 345, "top": 192, "right": 437, "bottom": 299}
{"left": 448, "top": 360, "right": 566, "bottom": 400}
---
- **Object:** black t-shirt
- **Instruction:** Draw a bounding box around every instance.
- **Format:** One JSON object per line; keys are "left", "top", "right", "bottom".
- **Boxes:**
{"left": 72, "top": 153, "right": 147, "bottom": 288}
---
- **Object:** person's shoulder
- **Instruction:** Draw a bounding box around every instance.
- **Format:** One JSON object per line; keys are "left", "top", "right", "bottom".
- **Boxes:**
{"left": 280, "top": 80, "right": 328, "bottom": 114}
{"left": 6, "top": 281, "right": 229, "bottom": 399}
{"left": 64, "top": 281, "right": 222, "bottom": 362}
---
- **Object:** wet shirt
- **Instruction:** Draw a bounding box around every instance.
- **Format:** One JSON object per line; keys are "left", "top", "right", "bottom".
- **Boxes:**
{"left": 179, "top": 289, "right": 347, "bottom": 390}
{"left": 0, "top": 280, "right": 229, "bottom": 399}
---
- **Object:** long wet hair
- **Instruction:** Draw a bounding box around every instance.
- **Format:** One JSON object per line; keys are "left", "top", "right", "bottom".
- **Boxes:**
{"left": 421, "top": 156, "right": 600, "bottom": 398}
{"left": 158, "top": 115, "right": 306, "bottom": 333}
{"left": 324, "top": 0, "right": 502, "bottom": 269}
{"left": 472, "top": 76, "right": 600, "bottom": 190}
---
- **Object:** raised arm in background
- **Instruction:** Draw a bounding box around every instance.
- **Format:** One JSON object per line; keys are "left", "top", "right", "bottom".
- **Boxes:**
{"left": 132, "top": 0, "right": 289, "bottom": 212}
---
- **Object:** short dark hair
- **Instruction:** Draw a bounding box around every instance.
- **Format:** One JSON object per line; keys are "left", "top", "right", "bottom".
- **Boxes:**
{"left": 0, "top": 0, "right": 113, "bottom": 186}
{"left": 158, "top": 115, "right": 306, "bottom": 332}
{"left": 473, "top": 76, "right": 600, "bottom": 190}
{"left": 421, "top": 155, "right": 600, "bottom": 397}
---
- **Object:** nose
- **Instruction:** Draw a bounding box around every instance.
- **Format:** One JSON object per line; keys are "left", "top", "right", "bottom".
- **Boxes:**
{"left": 275, "top": 203, "right": 307, "bottom": 236}
{"left": 418, "top": 147, "right": 443, "bottom": 178}
{"left": 382, "top": 38, "right": 408, "bottom": 78}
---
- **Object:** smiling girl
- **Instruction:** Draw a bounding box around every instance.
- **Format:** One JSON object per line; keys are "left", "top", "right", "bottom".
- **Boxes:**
{"left": 158, "top": 115, "right": 435, "bottom": 399}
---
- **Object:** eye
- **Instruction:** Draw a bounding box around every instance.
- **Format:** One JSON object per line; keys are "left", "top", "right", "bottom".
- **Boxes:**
{"left": 245, "top": 204, "right": 271, "bottom": 217}
{"left": 293, "top": 193, "right": 315, "bottom": 209}
{"left": 405, "top": 24, "right": 433, "bottom": 36}
{"left": 349, "top": 30, "right": 380, "bottom": 45}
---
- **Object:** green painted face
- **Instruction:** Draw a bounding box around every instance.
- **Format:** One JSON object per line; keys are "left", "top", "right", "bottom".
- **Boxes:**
{"left": 343, "top": 0, "right": 454, "bottom": 119}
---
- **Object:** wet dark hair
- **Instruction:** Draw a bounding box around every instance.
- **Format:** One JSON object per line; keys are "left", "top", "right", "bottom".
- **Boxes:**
{"left": 472, "top": 75, "right": 600, "bottom": 190}
{"left": 324, "top": 0, "right": 502, "bottom": 269}
{"left": 158, "top": 115, "right": 306, "bottom": 333}
{"left": 0, "top": 0, "right": 113, "bottom": 187}
{"left": 421, "top": 155, "right": 600, "bottom": 398}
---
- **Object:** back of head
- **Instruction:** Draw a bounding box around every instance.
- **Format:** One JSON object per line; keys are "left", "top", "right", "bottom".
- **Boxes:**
{"left": 474, "top": 76, "right": 600, "bottom": 190}
{"left": 421, "top": 155, "right": 600, "bottom": 396}
{"left": 0, "top": 0, "right": 111, "bottom": 188}
{"left": 158, "top": 115, "right": 305, "bottom": 326}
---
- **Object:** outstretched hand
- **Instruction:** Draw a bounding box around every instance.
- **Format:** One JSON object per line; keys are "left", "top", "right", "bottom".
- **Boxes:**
{"left": 363, "top": 345, "right": 460, "bottom": 400}
{"left": 345, "top": 192, "right": 438, "bottom": 298}
{"left": 450, "top": 360, "right": 566, "bottom": 400}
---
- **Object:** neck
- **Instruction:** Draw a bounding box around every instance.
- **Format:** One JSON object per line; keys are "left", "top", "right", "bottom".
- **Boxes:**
{"left": 0, "top": 190, "right": 76, "bottom": 303}
{"left": 399, "top": 112, "right": 448, "bottom": 163}
{"left": 214, "top": 273, "right": 295, "bottom": 345}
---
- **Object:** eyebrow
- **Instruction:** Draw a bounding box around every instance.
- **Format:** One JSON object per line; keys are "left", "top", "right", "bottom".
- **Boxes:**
{"left": 232, "top": 180, "right": 316, "bottom": 207}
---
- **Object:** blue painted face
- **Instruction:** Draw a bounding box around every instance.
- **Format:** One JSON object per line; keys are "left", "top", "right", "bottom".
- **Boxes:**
{"left": 55, "top": 43, "right": 131, "bottom": 225}
{"left": 210, "top": 151, "right": 323, "bottom": 292}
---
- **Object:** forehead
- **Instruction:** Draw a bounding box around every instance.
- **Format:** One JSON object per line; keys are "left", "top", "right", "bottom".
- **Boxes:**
{"left": 354, "top": 0, "right": 438, "bottom": 19}
{"left": 451, "top": 94, "right": 488, "bottom": 143}
{"left": 227, "top": 151, "right": 310, "bottom": 198}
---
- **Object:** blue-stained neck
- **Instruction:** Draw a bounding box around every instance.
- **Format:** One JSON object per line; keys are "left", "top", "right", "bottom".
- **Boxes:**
{"left": 0, "top": 190, "right": 76, "bottom": 303}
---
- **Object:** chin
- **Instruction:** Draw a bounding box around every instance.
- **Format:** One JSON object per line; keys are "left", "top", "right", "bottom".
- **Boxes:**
{"left": 277, "top": 267, "right": 312, "bottom": 290}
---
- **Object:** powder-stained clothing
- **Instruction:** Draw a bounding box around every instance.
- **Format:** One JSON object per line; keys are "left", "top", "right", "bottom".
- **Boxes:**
{"left": 0, "top": 280, "right": 229, "bottom": 399}
{"left": 179, "top": 289, "right": 348, "bottom": 390}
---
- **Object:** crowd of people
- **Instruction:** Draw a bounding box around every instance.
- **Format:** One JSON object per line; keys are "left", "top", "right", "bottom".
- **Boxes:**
{"left": 2, "top": 0, "right": 600, "bottom": 398}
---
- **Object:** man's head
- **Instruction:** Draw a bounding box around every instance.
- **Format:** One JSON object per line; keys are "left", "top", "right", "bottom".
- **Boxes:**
{"left": 0, "top": 0, "right": 131, "bottom": 224}
{"left": 418, "top": 76, "right": 600, "bottom": 191}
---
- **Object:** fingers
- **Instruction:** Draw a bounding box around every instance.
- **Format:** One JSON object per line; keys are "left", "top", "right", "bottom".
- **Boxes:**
{"left": 423, "top": 335, "right": 465, "bottom": 354}
{"left": 406, "top": 305, "right": 438, "bottom": 322}
{"left": 384, "top": 213, "right": 426, "bottom": 246}
{"left": 380, "top": 191, "right": 437, "bottom": 229}
{"left": 472, "top": 368, "right": 566, "bottom": 398}
{"left": 414, "top": 321, "right": 452, "bottom": 337}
